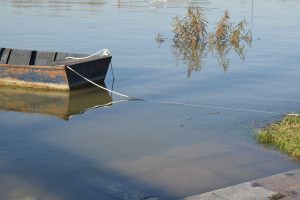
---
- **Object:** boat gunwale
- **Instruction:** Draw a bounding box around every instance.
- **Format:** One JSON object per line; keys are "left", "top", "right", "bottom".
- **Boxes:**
{"left": 0, "top": 55, "right": 112, "bottom": 69}
{"left": 53, "top": 55, "right": 112, "bottom": 66}
{"left": 0, "top": 63, "right": 65, "bottom": 70}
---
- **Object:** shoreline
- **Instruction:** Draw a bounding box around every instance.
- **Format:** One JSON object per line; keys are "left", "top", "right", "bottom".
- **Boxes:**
{"left": 184, "top": 169, "right": 300, "bottom": 200}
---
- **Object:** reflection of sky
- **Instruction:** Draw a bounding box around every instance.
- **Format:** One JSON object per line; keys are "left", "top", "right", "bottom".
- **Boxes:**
{"left": 1, "top": 0, "right": 300, "bottom": 199}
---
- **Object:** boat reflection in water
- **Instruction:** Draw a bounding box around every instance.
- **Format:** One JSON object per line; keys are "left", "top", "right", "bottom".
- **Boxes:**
{"left": 0, "top": 85, "right": 113, "bottom": 120}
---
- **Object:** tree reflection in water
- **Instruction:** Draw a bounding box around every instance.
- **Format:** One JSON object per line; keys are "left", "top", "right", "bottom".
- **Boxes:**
{"left": 156, "top": 6, "right": 252, "bottom": 77}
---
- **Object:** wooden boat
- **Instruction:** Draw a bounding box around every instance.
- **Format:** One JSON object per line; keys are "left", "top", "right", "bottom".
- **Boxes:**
{"left": 0, "top": 85, "right": 113, "bottom": 120}
{"left": 0, "top": 47, "right": 112, "bottom": 90}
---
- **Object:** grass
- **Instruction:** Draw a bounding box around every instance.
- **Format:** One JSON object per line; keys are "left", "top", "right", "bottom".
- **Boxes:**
{"left": 256, "top": 115, "right": 300, "bottom": 159}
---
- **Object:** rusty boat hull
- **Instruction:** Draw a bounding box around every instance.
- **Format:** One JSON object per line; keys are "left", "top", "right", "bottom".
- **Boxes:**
{"left": 0, "top": 48, "right": 112, "bottom": 90}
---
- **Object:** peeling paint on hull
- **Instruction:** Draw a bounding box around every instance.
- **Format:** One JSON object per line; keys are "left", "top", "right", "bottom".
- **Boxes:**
{"left": 0, "top": 64, "right": 69, "bottom": 90}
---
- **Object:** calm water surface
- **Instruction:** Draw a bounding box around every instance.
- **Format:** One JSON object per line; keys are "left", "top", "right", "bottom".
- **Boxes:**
{"left": 1, "top": 0, "right": 300, "bottom": 199}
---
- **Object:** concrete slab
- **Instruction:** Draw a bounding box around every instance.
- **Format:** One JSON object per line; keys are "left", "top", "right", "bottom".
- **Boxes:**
{"left": 184, "top": 169, "right": 300, "bottom": 200}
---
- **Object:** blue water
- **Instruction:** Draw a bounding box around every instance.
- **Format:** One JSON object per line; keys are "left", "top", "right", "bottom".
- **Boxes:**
{"left": 0, "top": 0, "right": 300, "bottom": 199}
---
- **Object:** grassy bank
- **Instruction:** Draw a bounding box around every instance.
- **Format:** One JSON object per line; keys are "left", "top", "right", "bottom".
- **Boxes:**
{"left": 256, "top": 115, "right": 300, "bottom": 159}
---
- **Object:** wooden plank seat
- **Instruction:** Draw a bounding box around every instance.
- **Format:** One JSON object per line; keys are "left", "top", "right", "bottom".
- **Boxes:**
{"left": 7, "top": 49, "right": 32, "bottom": 65}
{"left": 0, "top": 48, "right": 11, "bottom": 64}
{"left": 35, "top": 51, "right": 56, "bottom": 66}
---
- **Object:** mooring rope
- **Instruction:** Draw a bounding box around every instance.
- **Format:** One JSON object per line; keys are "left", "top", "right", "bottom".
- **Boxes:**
{"left": 66, "top": 65, "right": 300, "bottom": 117}
{"left": 65, "top": 49, "right": 111, "bottom": 60}
{"left": 145, "top": 99, "right": 284, "bottom": 115}
{"left": 66, "top": 65, "right": 130, "bottom": 98}
{"left": 143, "top": 99, "right": 300, "bottom": 116}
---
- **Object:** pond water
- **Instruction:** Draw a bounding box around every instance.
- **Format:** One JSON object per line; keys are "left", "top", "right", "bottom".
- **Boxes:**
{"left": 1, "top": 0, "right": 300, "bottom": 199}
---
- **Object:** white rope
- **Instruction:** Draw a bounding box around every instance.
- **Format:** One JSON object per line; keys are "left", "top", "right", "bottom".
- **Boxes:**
{"left": 144, "top": 99, "right": 300, "bottom": 116}
{"left": 66, "top": 65, "right": 129, "bottom": 98}
{"left": 145, "top": 99, "right": 286, "bottom": 115}
{"left": 66, "top": 65, "right": 300, "bottom": 117}
{"left": 65, "top": 49, "right": 111, "bottom": 60}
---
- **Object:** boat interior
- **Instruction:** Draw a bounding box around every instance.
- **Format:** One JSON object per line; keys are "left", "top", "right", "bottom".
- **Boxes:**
{"left": 0, "top": 47, "right": 86, "bottom": 66}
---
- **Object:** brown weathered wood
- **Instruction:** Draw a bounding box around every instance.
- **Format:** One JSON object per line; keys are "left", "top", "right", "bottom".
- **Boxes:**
{"left": 8, "top": 49, "right": 32, "bottom": 65}
{"left": 0, "top": 64, "right": 69, "bottom": 90}
{"left": 35, "top": 51, "right": 56, "bottom": 66}
{"left": 0, "top": 48, "right": 11, "bottom": 64}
